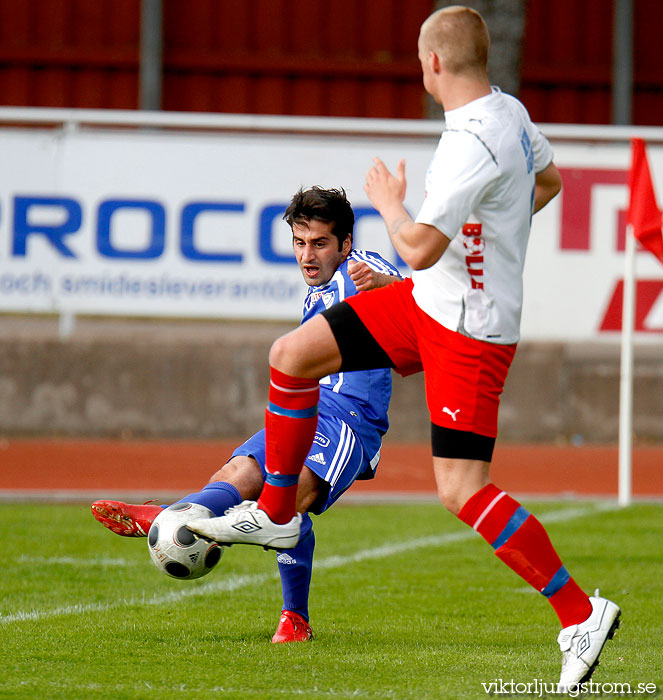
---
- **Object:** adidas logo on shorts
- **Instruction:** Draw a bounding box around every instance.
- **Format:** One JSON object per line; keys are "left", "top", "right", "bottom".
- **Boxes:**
{"left": 308, "top": 452, "right": 326, "bottom": 466}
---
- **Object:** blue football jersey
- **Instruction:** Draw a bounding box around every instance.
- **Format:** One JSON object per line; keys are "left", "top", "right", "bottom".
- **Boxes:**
{"left": 301, "top": 249, "right": 402, "bottom": 476}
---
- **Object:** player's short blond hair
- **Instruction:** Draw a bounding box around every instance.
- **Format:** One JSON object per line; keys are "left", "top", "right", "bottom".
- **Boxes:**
{"left": 419, "top": 5, "right": 490, "bottom": 75}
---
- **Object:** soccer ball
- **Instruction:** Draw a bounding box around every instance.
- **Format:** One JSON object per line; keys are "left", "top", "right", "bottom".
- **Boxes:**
{"left": 147, "top": 502, "right": 223, "bottom": 580}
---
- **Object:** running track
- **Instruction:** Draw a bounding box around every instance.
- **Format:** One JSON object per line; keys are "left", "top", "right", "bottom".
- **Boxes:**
{"left": 1, "top": 441, "right": 661, "bottom": 501}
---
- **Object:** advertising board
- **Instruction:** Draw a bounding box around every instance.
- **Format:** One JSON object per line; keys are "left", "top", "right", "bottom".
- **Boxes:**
{"left": 1, "top": 113, "right": 662, "bottom": 341}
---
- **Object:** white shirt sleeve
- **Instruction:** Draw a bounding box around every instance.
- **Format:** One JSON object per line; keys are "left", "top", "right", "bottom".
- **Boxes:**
{"left": 531, "top": 127, "right": 554, "bottom": 174}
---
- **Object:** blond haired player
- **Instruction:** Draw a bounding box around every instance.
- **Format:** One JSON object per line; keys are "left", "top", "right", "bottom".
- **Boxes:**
{"left": 188, "top": 7, "right": 621, "bottom": 689}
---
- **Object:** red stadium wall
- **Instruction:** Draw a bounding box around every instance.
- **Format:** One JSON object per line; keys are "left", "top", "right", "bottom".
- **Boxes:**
{"left": 161, "top": 0, "right": 430, "bottom": 118}
{"left": 1, "top": 0, "right": 661, "bottom": 125}
{"left": 0, "top": 0, "right": 140, "bottom": 109}
{"left": 0, "top": 0, "right": 430, "bottom": 119}
{"left": 520, "top": 0, "right": 663, "bottom": 125}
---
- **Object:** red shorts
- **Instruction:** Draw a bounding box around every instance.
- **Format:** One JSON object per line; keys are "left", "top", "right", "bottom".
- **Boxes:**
{"left": 345, "top": 277, "right": 516, "bottom": 438}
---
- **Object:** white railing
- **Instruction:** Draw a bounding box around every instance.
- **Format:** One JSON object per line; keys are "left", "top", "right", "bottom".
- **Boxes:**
{"left": 2, "top": 105, "right": 663, "bottom": 142}
{"left": 0, "top": 106, "right": 444, "bottom": 137}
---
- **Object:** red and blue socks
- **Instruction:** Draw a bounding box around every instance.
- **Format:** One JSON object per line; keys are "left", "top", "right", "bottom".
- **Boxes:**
{"left": 257, "top": 367, "right": 319, "bottom": 524}
{"left": 459, "top": 483, "right": 592, "bottom": 628}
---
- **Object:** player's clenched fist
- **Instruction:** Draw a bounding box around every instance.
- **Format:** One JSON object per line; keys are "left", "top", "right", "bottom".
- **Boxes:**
{"left": 348, "top": 259, "right": 393, "bottom": 292}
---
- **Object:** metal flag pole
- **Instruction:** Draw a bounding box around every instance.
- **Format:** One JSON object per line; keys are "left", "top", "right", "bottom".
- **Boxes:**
{"left": 618, "top": 223, "right": 636, "bottom": 507}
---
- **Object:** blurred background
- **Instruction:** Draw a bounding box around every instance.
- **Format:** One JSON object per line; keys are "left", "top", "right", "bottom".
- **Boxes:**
{"left": 0, "top": 1, "right": 661, "bottom": 501}
{"left": 0, "top": 0, "right": 661, "bottom": 124}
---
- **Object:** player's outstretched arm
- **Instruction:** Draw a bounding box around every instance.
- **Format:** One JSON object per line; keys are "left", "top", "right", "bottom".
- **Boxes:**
{"left": 533, "top": 161, "right": 562, "bottom": 213}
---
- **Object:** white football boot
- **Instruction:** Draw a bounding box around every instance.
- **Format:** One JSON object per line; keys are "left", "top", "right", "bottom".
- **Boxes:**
{"left": 186, "top": 500, "right": 302, "bottom": 550}
{"left": 557, "top": 589, "right": 621, "bottom": 692}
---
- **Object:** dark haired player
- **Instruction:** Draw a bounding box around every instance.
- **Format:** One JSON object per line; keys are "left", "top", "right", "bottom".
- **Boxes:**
{"left": 188, "top": 6, "right": 620, "bottom": 690}
{"left": 92, "top": 186, "right": 400, "bottom": 644}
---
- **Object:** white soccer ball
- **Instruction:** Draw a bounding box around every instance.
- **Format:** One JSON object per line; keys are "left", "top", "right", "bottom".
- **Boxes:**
{"left": 147, "top": 502, "right": 222, "bottom": 580}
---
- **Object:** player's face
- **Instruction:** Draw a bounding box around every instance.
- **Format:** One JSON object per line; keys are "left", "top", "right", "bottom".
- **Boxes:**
{"left": 292, "top": 219, "right": 351, "bottom": 287}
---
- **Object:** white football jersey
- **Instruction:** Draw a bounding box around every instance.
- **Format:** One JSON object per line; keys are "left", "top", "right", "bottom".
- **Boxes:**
{"left": 413, "top": 87, "right": 553, "bottom": 344}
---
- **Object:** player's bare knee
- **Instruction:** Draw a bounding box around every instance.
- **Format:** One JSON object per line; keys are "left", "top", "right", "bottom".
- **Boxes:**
{"left": 436, "top": 484, "right": 464, "bottom": 516}
{"left": 269, "top": 331, "right": 319, "bottom": 377}
{"left": 433, "top": 457, "right": 489, "bottom": 517}
{"left": 209, "top": 456, "right": 263, "bottom": 499}
{"left": 208, "top": 460, "right": 239, "bottom": 484}
{"left": 268, "top": 333, "right": 295, "bottom": 373}
{"left": 269, "top": 316, "right": 340, "bottom": 378}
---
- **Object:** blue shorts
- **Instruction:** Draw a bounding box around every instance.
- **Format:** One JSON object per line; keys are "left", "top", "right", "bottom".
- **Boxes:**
{"left": 231, "top": 413, "right": 375, "bottom": 514}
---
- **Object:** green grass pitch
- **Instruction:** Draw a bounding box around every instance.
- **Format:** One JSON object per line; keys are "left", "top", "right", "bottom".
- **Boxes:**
{"left": 1, "top": 500, "right": 661, "bottom": 699}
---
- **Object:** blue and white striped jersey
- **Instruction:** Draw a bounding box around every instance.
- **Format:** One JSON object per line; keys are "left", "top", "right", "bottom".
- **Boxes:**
{"left": 301, "top": 249, "right": 402, "bottom": 475}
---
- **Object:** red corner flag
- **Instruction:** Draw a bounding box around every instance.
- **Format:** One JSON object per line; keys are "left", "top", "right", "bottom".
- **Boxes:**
{"left": 628, "top": 138, "right": 663, "bottom": 264}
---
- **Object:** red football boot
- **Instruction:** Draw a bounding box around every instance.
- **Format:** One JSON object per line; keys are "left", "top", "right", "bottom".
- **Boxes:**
{"left": 271, "top": 610, "right": 314, "bottom": 644}
{"left": 91, "top": 500, "right": 163, "bottom": 537}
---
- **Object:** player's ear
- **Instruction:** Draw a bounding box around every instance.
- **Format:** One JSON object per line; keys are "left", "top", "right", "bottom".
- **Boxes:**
{"left": 430, "top": 50, "right": 441, "bottom": 73}
{"left": 341, "top": 234, "right": 352, "bottom": 256}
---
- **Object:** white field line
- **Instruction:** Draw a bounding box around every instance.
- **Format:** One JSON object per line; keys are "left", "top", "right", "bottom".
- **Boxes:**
{"left": 17, "top": 555, "right": 132, "bottom": 567}
{"left": 0, "top": 502, "right": 618, "bottom": 625}
{"left": 5, "top": 680, "right": 399, "bottom": 699}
